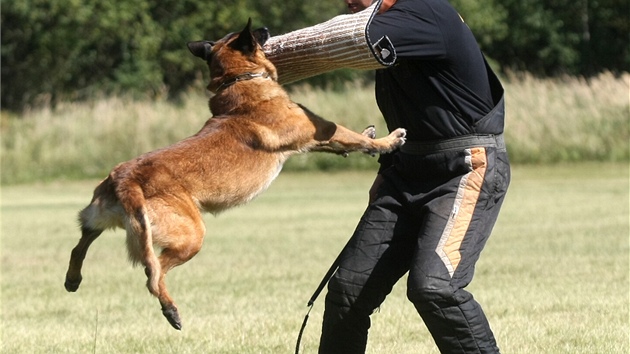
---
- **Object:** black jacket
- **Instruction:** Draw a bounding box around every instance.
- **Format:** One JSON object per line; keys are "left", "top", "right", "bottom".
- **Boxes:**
{"left": 368, "top": 0, "right": 504, "bottom": 143}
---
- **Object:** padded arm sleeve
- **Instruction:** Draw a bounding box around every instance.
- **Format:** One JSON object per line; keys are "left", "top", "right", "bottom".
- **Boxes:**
{"left": 263, "top": 0, "right": 396, "bottom": 84}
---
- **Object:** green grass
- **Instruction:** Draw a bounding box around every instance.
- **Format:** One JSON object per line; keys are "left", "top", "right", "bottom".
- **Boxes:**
{"left": 1, "top": 164, "right": 629, "bottom": 353}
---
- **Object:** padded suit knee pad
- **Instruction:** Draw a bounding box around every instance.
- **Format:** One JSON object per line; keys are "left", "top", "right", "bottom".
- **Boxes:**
{"left": 407, "top": 281, "right": 475, "bottom": 311}
{"left": 408, "top": 287, "right": 500, "bottom": 354}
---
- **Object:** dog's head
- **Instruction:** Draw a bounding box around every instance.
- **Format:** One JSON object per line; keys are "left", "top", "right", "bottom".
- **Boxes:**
{"left": 187, "top": 19, "right": 276, "bottom": 93}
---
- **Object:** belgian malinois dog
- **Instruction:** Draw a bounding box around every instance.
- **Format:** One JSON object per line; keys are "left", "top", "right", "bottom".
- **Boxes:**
{"left": 64, "top": 20, "right": 406, "bottom": 330}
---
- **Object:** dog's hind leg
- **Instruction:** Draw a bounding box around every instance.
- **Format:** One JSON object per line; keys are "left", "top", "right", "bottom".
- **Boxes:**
{"left": 65, "top": 209, "right": 105, "bottom": 292}
{"left": 155, "top": 242, "right": 203, "bottom": 330}
{"left": 147, "top": 198, "right": 206, "bottom": 330}
{"left": 66, "top": 177, "right": 123, "bottom": 292}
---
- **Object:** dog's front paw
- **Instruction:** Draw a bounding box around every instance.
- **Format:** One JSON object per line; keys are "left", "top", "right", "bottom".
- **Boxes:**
{"left": 361, "top": 125, "right": 376, "bottom": 139}
{"left": 390, "top": 128, "right": 407, "bottom": 147}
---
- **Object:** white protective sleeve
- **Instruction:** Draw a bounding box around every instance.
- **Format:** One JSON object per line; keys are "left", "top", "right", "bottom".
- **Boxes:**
{"left": 263, "top": 0, "right": 396, "bottom": 85}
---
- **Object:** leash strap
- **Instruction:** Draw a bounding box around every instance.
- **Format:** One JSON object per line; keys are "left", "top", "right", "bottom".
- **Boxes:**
{"left": 295, "top": 240, "right": 349, "bottom": 354}
{"left": 294, "top": 304, "right": 313, "bottom": 354}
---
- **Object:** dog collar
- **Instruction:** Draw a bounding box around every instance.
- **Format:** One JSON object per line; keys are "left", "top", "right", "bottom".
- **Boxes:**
{"left": 215, "top": 72, "right": 271, "bottom": 92}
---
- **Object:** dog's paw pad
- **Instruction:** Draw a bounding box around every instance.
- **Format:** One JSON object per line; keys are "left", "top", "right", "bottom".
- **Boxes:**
{"left": 162, "top": 306, "right": 182, "bottom": 330}
{"left": 362, "top": 125, "right": 376, "bottom": 139}
{"left": 388, "top": 128, "right": 406, "bottom": 147}
{"left": 64, "top": 277, "right": 82, "bottom": 292}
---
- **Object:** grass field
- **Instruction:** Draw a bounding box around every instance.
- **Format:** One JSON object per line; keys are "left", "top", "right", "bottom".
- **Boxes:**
{"left": 1, "top": 164, "right": 628, "bottom": 353}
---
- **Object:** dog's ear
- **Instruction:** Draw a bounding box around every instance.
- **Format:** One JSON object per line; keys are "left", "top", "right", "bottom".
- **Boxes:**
{"left": 229, "top": 18, "right": 257, "bottom": 55}
{"left": 187, "top": 41, "right": 214, "bottom": 61}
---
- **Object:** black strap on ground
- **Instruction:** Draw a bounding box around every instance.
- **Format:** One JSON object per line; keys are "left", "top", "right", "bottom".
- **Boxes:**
{"left": 294, "top": 241, "right": 348, "bottom": 354}
{"left": 294, "top": 303, "right": 313, "bottom": 354}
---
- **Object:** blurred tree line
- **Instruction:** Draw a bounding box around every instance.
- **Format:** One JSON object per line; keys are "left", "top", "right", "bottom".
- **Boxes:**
{"left": 2, "top": 0, "right": 628, "bottom": 111}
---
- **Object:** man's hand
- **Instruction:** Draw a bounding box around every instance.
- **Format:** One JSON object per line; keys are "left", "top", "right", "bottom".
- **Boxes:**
{"left": 378, "top": 0, "right": 397, "bottom": 14}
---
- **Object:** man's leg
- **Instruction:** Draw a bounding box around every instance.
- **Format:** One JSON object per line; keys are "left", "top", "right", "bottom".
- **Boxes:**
{"left": 408, "top": 209, "right": 502, "bottom": 354}
{"left": 407, "top": 148, "right": 510, "bottom": 353}
{"left": 319, "top": 182, "right": 415, "bottom": 354}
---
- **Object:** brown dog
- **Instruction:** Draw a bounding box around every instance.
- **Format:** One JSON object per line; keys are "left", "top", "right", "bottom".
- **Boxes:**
{"left": 64, "top": 20, "right": 406, "bottom": 330}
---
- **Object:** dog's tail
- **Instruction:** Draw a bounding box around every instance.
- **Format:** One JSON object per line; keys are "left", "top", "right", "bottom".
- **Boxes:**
{"left": 117, "top": 180, "right": 161, "bottom": 296}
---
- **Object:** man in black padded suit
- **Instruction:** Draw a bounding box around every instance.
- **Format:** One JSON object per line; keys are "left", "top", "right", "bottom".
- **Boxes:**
{"left": 265, "top": 0, "right": 510, "bottom": 352}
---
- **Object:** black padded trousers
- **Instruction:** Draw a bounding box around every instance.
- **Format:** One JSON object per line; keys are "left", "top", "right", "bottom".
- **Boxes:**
{"left": 318, "top": 145, "right": 510, "bottom": 354}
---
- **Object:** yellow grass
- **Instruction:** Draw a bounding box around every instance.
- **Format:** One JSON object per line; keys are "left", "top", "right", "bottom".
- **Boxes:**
{"left": 1, "top": 165, "right": 628, "bottom": 353}
{"left": 503, "top": 71, "right": 629, "bottom": 162}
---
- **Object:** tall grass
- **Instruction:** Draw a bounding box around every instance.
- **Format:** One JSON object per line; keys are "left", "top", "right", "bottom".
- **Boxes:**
{"left": 503, "top": 71, "right": 629, "bottom": 163}
{"left": 1, "top": 94, "right": 210, "bottom": 184}
{"left": 1, "top": 72, "right": 628, "bottom": 184}
{"left": 1, "top": 165, "right": 628, "bottom": 353}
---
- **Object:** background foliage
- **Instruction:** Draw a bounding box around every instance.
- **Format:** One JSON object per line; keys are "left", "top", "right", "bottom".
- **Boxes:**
{"left": 2, "top": 0, "right": 628, "bottom": 111}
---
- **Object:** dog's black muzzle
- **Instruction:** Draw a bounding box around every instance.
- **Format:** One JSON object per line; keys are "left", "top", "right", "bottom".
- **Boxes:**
{"left": 253, "top": 27, "right": 270, "bottom": 46}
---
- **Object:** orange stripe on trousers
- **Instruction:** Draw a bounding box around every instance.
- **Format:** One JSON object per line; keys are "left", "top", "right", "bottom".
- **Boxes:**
{"left": 435, "top": 147, "right": 488, "bottom": 277}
